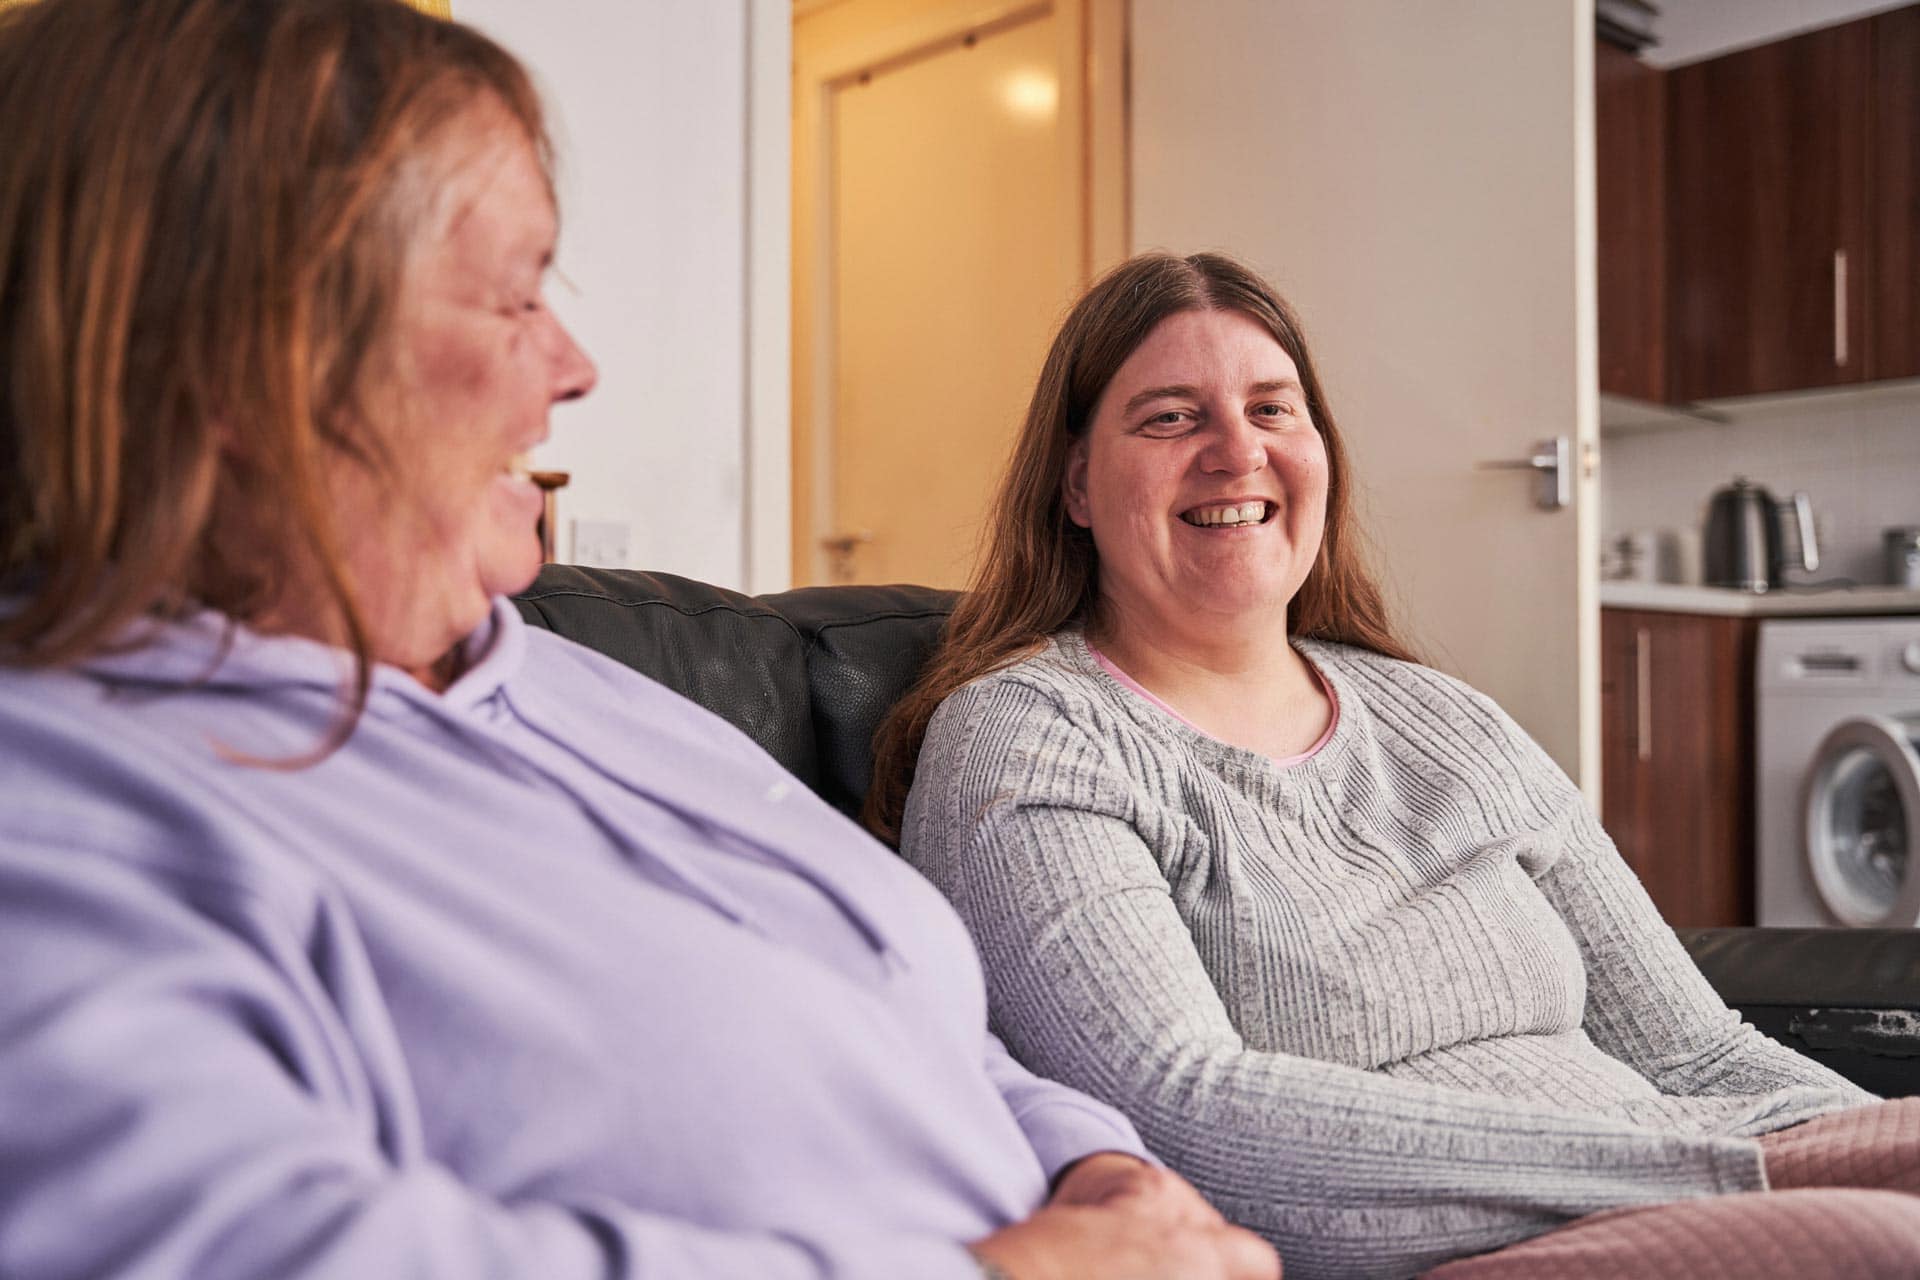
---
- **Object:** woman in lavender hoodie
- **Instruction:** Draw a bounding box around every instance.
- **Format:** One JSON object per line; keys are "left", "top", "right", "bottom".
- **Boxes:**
{"left": 0, "top": 3, "right": 1277, "bottom": 1279}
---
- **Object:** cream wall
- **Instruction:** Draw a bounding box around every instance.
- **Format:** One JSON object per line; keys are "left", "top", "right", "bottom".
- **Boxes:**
{"left": 456, "top": 0, "right": 789, "bottom": 591}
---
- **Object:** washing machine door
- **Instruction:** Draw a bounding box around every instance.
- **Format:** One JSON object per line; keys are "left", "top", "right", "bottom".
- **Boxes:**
{"left": 1803, "top": 714, "right": 1920, "bottom": 927}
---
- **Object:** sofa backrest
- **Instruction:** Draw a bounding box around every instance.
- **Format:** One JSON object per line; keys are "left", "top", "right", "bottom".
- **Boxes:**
{"left": 517, "top": 572, "right": 1920, "bottom": 1098}
{"left": 513, "top": 565, "right": 955, "bottom": 820}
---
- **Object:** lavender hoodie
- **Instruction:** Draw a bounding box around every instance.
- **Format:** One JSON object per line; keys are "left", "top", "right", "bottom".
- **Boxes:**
{"left": 0, "top": 600, "right": 1145, "bottom": 1279}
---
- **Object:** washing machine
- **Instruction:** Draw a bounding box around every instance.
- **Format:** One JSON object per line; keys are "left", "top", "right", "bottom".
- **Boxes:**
{"left": 1756, "top": 616, "right": 1920, "bottom": 927}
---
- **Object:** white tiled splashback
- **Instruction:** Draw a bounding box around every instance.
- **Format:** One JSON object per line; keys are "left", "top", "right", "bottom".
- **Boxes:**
{"left": 1603, "top": 390, "right": 1920, "bottom": 586}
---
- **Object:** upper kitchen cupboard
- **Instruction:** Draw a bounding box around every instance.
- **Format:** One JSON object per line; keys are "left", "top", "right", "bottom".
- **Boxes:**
{"left": 1596, "top": 40, "right": 1667, "bottom": 404}
{"left": 1873, "top": 5, "right": 1919, "bottom": 382}
{"left": 1665, "top": 16, "right": 1873, "bottom": 401}
{"left": 1598, "top": 4, "right": 1920, "bottom": 405}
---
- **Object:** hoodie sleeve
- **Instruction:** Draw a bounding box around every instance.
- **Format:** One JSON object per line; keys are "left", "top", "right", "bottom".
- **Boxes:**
{"left": 979, "top": 1030, "right": 1153, "bottom": 1183}
{"left": 0, "top": 831, "right": 983, "bottom": 1280}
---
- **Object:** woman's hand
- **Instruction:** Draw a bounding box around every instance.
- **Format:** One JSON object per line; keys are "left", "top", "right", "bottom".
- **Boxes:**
{"left": 969, "top": 1154, "right": 1281, "bottom": 1280}
{"left": 1048, "top": 1151, "right": 1222, "bottom": 1227}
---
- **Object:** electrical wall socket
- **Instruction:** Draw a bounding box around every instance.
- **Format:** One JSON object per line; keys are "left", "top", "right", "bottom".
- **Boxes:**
{"left": 570, "top": 518, "right": 631, "bottom": 568}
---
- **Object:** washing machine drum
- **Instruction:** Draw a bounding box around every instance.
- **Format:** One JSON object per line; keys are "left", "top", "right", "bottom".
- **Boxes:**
{"left": 1804, "top": 714, "right": 1920, "bottom": 926}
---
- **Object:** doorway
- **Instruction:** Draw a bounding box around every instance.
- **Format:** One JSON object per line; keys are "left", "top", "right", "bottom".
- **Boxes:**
{"left": 791, "top": 0, "right": 1125, "bottom": 587}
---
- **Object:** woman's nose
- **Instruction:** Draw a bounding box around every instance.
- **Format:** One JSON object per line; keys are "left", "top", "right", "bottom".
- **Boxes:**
{"left": 1199, "top": 415, "right": 1266, "bottom": 475}
{"left": 549, "top": 315, "right": 598, "bottom": 403}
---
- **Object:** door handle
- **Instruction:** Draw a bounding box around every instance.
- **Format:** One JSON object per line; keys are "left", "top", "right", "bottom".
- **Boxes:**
{"left": 1477, "top": 436, "right": 1571, "bottom": 510}
{"left": 1635, "top": 626, "right": 1652, "bottom": 763}
{"left": 1833, "top": 248, "right": 1849, "bottom": 369}
{"left": 819, "top": 529, "right": 873, "bottom": 583}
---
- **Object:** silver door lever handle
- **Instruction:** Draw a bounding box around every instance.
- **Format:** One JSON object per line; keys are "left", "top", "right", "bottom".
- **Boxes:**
{"left": 819, "top": 529, "right": 874, "bottom": 583}
{"left": 1477, "top": 436, "right": 1570, "bottom": 510}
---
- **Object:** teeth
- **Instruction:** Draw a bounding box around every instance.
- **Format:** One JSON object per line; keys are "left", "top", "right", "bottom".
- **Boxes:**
{"left": 1183, "top": 501, "right": 1269, "bottom": 527}
{"left": 504, "top": 455, "right": 531, "bottom": 482}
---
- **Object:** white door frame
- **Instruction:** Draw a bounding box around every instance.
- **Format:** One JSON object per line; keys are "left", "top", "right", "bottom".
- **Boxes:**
{"left": 784, "top": 0, "right": 1127, "bottom": 588}
{"left": 744, "top": 0, "right": 794, "bottom": 594}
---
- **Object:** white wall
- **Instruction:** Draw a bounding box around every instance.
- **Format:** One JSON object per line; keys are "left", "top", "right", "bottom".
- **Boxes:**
{"left": 1644, "top": 0, "right": 1910, "bottom": 66}
{"left": 1604, "top": 392, "right": 1920, "bottom": 585}
{"left": 455, "top": 0, "right": 789, "bottom": 591}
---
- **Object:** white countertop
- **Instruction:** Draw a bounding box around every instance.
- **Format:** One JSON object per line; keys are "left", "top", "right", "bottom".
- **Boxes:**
{"left": 1601, "top": 581, "right": 1920, "bottom": 617}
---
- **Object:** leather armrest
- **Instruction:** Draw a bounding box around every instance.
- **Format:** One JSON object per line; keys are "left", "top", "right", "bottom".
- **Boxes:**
{"left": 1677, "top": 927, "right": 1920, "bottom": 1098}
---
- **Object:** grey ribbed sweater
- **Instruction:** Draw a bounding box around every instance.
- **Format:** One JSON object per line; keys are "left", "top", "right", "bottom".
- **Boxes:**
{"left": 899, "top": 630, "right": 1875, "bottom": 1280}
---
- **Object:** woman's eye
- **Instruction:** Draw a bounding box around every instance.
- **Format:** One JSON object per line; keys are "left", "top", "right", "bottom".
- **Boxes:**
{"left": 1143, "top": 410, "right": 1192, "bottom": 433}
{"left": 1253, "top": 402, "right": 1291, "bottom": 419}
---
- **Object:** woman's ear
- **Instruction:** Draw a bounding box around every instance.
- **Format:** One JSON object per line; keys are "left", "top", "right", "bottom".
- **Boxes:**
{"left": 1062, "top": 438, "right": 1092, "bottom": 529}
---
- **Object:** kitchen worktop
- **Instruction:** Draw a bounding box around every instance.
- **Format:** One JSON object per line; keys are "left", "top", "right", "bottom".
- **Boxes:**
{"left": 1601, "top": 582, "right": 1920, "bottom": 617}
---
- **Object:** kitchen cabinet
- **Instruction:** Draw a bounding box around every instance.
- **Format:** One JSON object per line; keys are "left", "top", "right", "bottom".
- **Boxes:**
{"left": 1596, "top": 40, "right": 1667, "bottom": 402}
{"left": 1599, "top": 608, "right": 1756, "bottom": 927}
{"left": 1873, "top": 6, "right": 1920, "bottom": 382}
{"left": 1666, "top": 18, "right": 1873, "bottom": 402}
{"left": 1655, "top": 7, "right": 1920, "bottom": 402}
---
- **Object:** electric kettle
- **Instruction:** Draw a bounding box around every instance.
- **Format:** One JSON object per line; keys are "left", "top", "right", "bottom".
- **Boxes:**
{"left": 1703, "top": 478, "right": 1820, "bottom": 592}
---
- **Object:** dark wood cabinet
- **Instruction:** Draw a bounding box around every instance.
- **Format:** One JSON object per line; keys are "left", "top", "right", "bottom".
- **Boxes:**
{"left": 1666, "top": 19, "right": 1874, "bottom": 401}
{"left": 1872, "top": 6, "right": 1920, "bottom": 381}
{"left": 1601, "top": 8, "right": 1920, "bottom": 404}
{"left": 1599, "top": 608, "right": 1756, "bottom": 927}
{"left": 1596, "top": 41, "right": 1667, "bottom": 401}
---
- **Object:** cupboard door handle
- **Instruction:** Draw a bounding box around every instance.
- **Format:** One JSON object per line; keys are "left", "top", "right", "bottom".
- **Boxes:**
{"left": 1833, "top": 249, "right": 1849, "bottom": 368}
{"left": 1635, "top": 627, "right": 1653, "bottom": 763}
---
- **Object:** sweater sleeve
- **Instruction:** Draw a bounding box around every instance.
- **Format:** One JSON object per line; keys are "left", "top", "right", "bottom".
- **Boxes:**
{"left": 901, "top": 677, "right": 1768, "bottom": 1280}
{"left": 1485, "top": 700, "right": 1880, "bottom": 1114}
{"left": 0, "top": 835, "right": 983, "bottom": 1280}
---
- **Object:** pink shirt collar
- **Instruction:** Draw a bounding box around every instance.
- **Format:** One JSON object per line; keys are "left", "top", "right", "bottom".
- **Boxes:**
{"left": 1086, "top": 640, "right": 1339, "bottom": 767}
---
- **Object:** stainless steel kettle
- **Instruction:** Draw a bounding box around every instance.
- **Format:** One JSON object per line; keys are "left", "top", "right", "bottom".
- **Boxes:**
{"left": 1703, "top": 478, "right": 1820, "bottom": 593}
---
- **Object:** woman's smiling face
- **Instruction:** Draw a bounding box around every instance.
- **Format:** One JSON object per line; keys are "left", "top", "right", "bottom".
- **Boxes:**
{"left": 335, "top": 103, "right": 597, "bottom": 676}
{"left": 1064, "top": 307, "right": 1329, "bottom": 642}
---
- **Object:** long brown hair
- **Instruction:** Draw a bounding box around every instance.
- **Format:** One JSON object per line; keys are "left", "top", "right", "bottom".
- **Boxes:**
{"left": 864, "top": 251, "right": 1415, "bottom": 843}
{"left": 0, "top": 0, "right": 545, "bottom": 731}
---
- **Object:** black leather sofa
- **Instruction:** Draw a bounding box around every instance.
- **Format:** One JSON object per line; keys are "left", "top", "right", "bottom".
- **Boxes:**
{"left": 515, "top": 564, "right": 1920, "bottom": 1099}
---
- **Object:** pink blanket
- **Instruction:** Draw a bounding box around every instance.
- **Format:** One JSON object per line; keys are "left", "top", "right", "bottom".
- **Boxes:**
{"left": 1422, "top": 1099, "right": 1920, "bottom": 1279}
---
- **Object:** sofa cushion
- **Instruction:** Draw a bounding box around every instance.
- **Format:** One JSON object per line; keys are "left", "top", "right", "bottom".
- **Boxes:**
{"left": 514, "top": 565, "right": 955, "bottom": 817}
{"left": 762, "top": 582, "right": 955, "bottom": 817}
{"left": 513, "top": 566, "right": 820, "bottom": 787}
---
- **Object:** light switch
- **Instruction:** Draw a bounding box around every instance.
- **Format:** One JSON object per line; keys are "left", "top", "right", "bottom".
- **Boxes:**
{"left": 570, "top": 518, "right": 631, "bottom": 568}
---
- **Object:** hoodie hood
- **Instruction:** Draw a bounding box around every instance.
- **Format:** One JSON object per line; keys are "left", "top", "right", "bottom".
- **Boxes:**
{"left": 52, "top": 594, "right": 909, "bottom": 970}
{"left": 73, "top": 598, "right": 526, "bottom": 713}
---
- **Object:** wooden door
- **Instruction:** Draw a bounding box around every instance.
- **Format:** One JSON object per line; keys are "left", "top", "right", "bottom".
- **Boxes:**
{"left": 1129, "top": 0, "right": 1601, "bottom": 788}
{"left": 1872, "top": 6, "right": 1920, "bottom": 383}
{"left": 1599, "top": 608, "right": 1756, "bottom": 927}
{"left": 792, "top": 0, "right": 1125, "bottom": 588}
{"left": 1667, "top": 19, "right": 1874, "bottom": 400}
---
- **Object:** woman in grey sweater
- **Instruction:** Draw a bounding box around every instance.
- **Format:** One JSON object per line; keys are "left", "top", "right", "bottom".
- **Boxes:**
{"left": 868, "top": 252, "right": 1920, "bottom": 1279}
